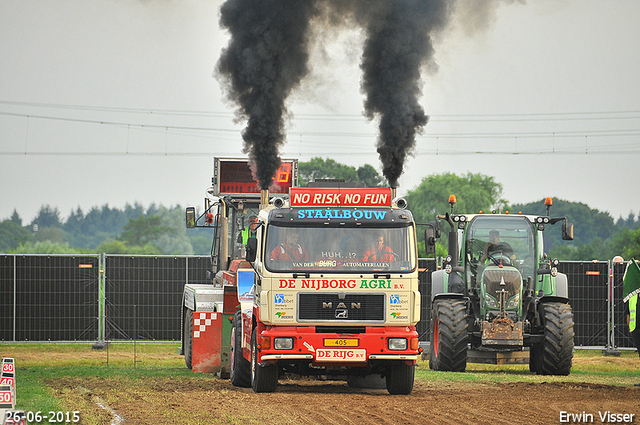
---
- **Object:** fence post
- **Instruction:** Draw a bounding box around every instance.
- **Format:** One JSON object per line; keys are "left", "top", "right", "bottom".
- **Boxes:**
{"left": 603, "top": 259, "right": 621, "bottom": 356}
{"left": 12, "top": 255, "right": 16, "bottom": 342}
{"left": 92, "top": 253, "right": 107, "bottom": 349}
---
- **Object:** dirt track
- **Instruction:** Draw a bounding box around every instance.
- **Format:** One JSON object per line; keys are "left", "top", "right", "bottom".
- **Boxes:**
{"left": 55, "top": 376, "right": 640, "bottom": 425}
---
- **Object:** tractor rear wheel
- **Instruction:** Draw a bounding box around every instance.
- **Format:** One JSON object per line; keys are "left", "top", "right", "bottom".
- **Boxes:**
{"left": 251, "top": 328, "right": 278, "bottom": 393}
{"left": 385, "top": 362, "right": 415, "bottom": 395}
{"left": 183, "top": 309, "right": 193, "bottom": 369}
{"left": 230, "top": 310, "right": 251, "bottom": 387}
{"left": 430, "top": 298, "right": 468, "bottom": 372}
{"left": 537, "top": 302, "right": 574, "bottom": 375}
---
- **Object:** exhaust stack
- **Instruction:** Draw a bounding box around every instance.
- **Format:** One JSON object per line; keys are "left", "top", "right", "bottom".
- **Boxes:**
{"left": 261, "top": 190, "right": 269, "bottom": 210}
{"left": 391, "top": 187, "right": 397, "bottom": 199}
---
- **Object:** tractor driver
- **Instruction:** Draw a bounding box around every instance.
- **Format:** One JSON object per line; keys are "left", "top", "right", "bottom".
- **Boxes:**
{"left": 237, "top": 215, "right": 259, "bottom": 258}
{"left": 238, "top": 215, "right": 259, "bottom": 246}
{"left": 480, "top": 230, "right": 516, "bottom": 265}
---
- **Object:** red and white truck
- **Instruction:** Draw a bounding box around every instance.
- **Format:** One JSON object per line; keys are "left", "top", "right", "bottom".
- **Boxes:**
{"left": 182, "top": 158, "right": 421, "bottom": 394}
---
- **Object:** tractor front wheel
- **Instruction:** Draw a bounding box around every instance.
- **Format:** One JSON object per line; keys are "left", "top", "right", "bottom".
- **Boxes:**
{"left": 429, "top": 298, "right": 468, "bottom": 372}
{"left": 537, "top": 302, "right": 574, "bottom": 376}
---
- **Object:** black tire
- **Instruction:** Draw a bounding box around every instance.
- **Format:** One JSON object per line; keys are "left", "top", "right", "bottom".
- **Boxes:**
{"left": 529, "top": 342, "right": 543, "bottom": 374}
{"left": 230, "top": 310, "right": 251, "bottom": 387}
{"left": 386, "top": 362, "right": 415, "bottom": 395}
{"left": 251, "top": 328, "right": 278, "bottom": 393}
{"left": 183, "top": 309, "right": 193, "bottom": 370}
{"left": 429, "top": 298, "right": 468, "bottom": 372}
{"left": 537, "top": 302, "right": 574, "bottom": 376}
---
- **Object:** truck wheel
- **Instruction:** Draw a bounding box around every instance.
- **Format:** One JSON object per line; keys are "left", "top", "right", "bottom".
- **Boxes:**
{"left": 184, "top": 309, "right": 193, "bottom": 370}
{"left": 538, "top": 302, "right": 574, "bottom": 376}
{"left": 230, "top": 310, "right": 251, "bottom": 387}
{"left": 430, "top": 299, "right": 468, "bottom": 372}
{"left": 251, "top": 328, "right": 278, "bottom": 393}
{"left": 385, "top": 362, "right": 415, "bottom": 395}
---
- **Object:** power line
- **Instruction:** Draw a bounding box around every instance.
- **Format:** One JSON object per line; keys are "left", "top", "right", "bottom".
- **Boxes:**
{"left": 3, "top": 99, "right": 640, "bottom": 122}
{"left": 1, "top": 148, "right": 638, "bottom": 157}
{"left": 2, "top": 110, "right": 640, "bottom": 139}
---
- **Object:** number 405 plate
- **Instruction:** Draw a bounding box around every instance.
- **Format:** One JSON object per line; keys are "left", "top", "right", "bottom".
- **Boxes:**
{"left": 324, "top": 338, "right": 358, "bottom": 347}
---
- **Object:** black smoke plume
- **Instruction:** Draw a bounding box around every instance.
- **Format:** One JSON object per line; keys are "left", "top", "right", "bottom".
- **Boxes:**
{"left": 357, "top": 1, "right": 452, "bottom": 188}
{"left": 217, "top": 0, "right": 319, "bottom": 190}
{"left": 217, "top": 0, "right": 455, "bottom": 189}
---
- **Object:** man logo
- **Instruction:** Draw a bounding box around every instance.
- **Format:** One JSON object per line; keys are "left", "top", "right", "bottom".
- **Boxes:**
{"left": 335, "top": 309, "right": 348, "bottom": 319}
{"left": 322, "top": 301, "right": 361, "bottom": 309}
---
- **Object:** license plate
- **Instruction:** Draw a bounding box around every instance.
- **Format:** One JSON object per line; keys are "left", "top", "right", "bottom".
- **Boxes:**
{"left": 315, "top": 348, "right": 366, "bottom": 362}
{"left": 324, "top": 338, "right": 358, "bottom": 347}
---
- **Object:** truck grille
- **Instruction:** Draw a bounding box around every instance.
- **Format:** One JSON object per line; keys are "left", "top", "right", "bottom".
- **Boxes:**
{"left": 298, "top": 293, "right": 385, "bottom": 322}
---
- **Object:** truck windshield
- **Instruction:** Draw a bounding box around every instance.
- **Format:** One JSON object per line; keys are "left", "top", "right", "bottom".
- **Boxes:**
{"left": 264, "top": 224, "right": 416, "bottom": 273}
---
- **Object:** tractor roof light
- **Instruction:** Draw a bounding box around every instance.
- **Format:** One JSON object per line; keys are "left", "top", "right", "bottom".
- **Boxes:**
{"left": 545, "top": 197, "right": 553, "bottom": 216}
{"left": 449, "top": 195, "right": 456, "bottom": 214}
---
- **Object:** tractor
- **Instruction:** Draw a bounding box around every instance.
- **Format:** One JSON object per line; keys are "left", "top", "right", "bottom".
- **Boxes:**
{"left": 425, "top": 196, "right": 575, "bottom": 375}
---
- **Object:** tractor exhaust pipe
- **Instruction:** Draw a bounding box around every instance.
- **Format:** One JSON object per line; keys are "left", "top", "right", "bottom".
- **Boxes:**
{"left": 261, "top": 189, "right": 269, "bottom": 210}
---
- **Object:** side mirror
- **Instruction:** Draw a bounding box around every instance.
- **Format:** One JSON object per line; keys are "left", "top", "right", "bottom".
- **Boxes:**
{"left": 424, "top": 225, "right": 437, "bottom": 255}
{"left": 185, "top": 207, "right": 196, "bottom": 229}
{"left": 562, "top": 221, "right": 574, "bottom": 241}
{"left": 246, "top": 237, "right": 258, "bottom": 262}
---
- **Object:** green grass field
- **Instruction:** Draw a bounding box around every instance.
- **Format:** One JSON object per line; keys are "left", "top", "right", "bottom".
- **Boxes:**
{"left": 2, "top": 343, "right": 639, "bottom": 424}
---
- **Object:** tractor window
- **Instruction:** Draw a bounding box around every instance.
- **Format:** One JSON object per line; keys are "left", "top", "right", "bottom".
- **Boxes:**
{"left": 465, "top": 216, "right": 536, "bottom": 280}
{"left": 264, "top": 224, "right": 416, "bottom": 273}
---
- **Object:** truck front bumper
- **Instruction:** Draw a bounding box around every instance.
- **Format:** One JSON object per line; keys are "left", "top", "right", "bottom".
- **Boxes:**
{"left": 256, "top": 326, "right": 420, "bottom": 364}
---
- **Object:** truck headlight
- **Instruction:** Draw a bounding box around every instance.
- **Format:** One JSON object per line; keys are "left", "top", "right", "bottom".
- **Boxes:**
{"left": 484, "top": 294, "right": 497, "bottom": 308}
{"left": 274, "top": 337, "right": 293, "bottom": 350}
{"left": 388, "top": 338, "right": 408, "bottom": 351}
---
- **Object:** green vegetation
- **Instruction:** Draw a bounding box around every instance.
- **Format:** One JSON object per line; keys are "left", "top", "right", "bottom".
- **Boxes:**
{"left": 1, "top": 158, "right": 638, "bottom": 258}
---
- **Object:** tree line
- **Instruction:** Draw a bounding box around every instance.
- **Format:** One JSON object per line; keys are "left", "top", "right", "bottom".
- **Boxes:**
{"left": 1, "top": 158, "right": 638, "bottom": 260}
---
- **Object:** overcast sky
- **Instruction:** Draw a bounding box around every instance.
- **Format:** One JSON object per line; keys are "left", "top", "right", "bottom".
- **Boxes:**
{"left": 1, "top": 0, "right": 639, "bottom": 224}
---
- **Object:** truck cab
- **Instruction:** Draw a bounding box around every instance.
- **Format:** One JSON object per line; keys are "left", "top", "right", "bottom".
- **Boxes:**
{"left": 237, "top": 186, "right": 421, "bottom": 394}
